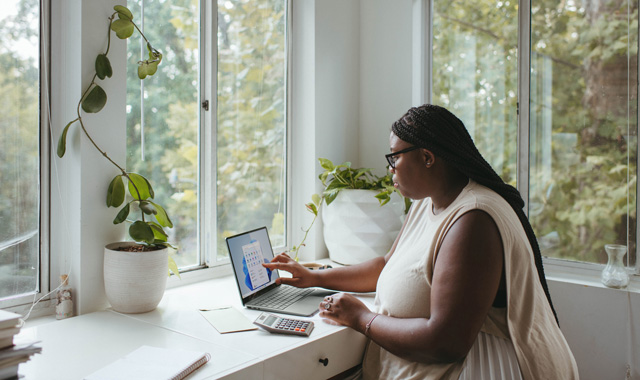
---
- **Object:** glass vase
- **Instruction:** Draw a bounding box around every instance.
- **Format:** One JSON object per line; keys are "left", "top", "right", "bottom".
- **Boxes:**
{"left": 601, "top": 244, "right": 629, "bottom": 289}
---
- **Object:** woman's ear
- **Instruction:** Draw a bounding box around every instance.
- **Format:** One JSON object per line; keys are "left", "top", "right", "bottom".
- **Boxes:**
{"left": 422, "top": 149, "right": 435, "bottom": 167}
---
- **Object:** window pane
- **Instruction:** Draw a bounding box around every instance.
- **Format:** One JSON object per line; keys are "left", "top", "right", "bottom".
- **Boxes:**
{"left": 529, "top": 1, "right": 637, "bottom": 265}
{"left": 126, "top": 0, "right": 200, "bottom": 269}
{"left": 432, "top": 2, "right": 519, "bottom": 185}
{"left": 216, "top": 0, "right": 288, "bottom": 260}
{"left": 0, "top": 0, "right": 40, "bottom": 299}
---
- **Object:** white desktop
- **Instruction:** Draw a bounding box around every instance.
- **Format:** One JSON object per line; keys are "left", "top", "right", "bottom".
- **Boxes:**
{"left": 17, "top": 274, "right": 372, "bottom": 380}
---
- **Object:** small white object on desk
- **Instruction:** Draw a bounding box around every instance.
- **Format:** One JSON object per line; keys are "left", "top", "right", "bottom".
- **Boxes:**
{"left": 199, "top": 305, "right": 257, "bottom": 334}
{"left": 84, "top": 345, "right": 210, "bottom": 380}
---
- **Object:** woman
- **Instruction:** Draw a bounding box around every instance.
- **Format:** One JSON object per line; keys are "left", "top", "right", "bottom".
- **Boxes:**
{"left": 263, "top": 104, "right": 578, "bottom": 379}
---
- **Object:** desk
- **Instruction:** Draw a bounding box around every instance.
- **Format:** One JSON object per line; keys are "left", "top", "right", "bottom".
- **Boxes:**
{"left": 17, "top": 275, "right": 373, "bottom": 379}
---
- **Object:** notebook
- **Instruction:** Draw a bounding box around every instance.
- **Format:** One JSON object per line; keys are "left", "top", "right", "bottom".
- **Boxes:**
{"left": 226, "top": 227, "right": 334, "bottom": 316}
{"left": 0, "top": 310, "right": 21, "bottom": 330}
{"left": 84, "top": 346, "right": 210, "bottom": 380}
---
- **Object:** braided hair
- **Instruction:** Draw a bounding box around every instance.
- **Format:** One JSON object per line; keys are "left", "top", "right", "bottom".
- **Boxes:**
{"left": 392, "top": 104, "right": 558, "bottom": 324}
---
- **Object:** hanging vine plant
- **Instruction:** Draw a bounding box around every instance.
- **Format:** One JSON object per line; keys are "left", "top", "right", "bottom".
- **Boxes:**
{"left": 56, "top": 5, "right": 177, "bottom": 275}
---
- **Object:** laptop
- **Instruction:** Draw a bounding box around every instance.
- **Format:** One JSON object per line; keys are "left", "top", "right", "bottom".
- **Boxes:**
{"left": 226, "top": 226, "right": 334, "bottom": 316}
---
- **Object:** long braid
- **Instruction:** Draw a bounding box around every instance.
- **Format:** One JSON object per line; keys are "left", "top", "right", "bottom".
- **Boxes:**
{"left": 392, "top": 104, "right": 559, "bottom": 324}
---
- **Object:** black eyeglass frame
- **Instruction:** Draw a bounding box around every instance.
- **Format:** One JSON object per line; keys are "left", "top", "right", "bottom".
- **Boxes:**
{"left": 385, "top": 146, "right": 420, "bottom": 168}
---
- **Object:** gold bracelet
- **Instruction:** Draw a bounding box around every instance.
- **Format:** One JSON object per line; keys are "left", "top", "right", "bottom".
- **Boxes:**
{"left": 364, "top": 313, "right": 378, "bottom": 336}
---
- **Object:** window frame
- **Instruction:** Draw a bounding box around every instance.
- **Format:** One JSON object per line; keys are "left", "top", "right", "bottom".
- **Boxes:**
{"left": 169, "top": 0, "right": 293, "bottom": 284}
{"left": 422, "top": 0, "right": 640, "bottom": 279}
{"left": 0, "top": 0, "right": 52, "bottom": 314}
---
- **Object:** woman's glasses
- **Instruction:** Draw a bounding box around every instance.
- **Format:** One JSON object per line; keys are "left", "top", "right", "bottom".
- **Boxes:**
{"left": 385, "top": 146, "right": 420, "bottom": 168}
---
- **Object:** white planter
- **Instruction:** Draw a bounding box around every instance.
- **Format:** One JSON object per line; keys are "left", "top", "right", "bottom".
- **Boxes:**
{"left": 322, "top": 189, "right": 405, "bottom": 265}
{"left": 104, "top": 242, "right": 168, "bottom": 314}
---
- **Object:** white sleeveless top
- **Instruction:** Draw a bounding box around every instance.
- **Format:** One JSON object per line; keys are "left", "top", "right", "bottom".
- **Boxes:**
{"left": 361, "top": 180, "right": 578, "bottom": 380}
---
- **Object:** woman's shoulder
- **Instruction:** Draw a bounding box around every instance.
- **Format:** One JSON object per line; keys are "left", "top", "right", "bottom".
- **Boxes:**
{"left": 462, "top": 180, "right": 512, "bottom": 209}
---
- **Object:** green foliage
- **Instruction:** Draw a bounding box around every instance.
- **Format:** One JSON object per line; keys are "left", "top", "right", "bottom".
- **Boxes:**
{"left": 55, "top": 5, "right": 175, "bottom": 272}
{"left": 289, "top": 158, "right": 410, "bottom": 261}
{"left": 433, "top": 0, "right": 638, "bottom": 264}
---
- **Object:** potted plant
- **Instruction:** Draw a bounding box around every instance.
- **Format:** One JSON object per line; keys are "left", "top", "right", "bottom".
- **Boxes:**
{"left": 56, "top": 5, "right": 177, "bottom": 313}
{"left": 292, "top": 158, "right": 411, "bottom": 265}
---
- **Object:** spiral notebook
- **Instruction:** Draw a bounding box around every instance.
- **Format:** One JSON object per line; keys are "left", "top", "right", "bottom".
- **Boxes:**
{"left": 84, "top": 345, "right": 210, "bottom": 380}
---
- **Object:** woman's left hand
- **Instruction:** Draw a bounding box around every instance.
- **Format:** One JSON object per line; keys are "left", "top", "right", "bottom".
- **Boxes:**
{"left": 319, "top": 293, "right": 370, "bottom": 329}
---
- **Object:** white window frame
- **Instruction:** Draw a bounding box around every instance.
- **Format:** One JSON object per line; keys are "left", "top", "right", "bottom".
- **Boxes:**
{"left": 0, "top": 0, "right": 52, "bottom": 315}
{"left": 168, "top": 0, "right": 293, "bottom": 286}
{"left": 419, "top": 0, "right": 640, "bottom": 285}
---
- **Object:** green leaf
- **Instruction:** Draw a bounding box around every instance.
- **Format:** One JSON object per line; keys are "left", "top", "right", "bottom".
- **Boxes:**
{"left": 127, "top": 173, "right": 153, "bottom": 200}
{"left": 168, "top": 255, "right": 180, "bottom": 277}
{"left": 113, "top": 5, "right": 133, "bottom": 20}
{"left": 311, "top": 193, "right": 322, "bottom": 206}
{"left": 149, "top": 221, "right": 168, "bottom": 239}
{"left": 305, "top": 202, "right": 318, "bottom": 216}
{"left": 95, "top": 54, "right": 113, "bottom": 80}
{"left": 81, "top": 85, "right": 107, "bottom": 113}
{"left": 139, "top": 201, "right": 157, "bottom": 215}
{"left": 129, "top": 221, "right": 155, "bottom": 244}
{"left": 149, "top": 201, "right": 173, "bottom": 228}
{"left": 113, "top": 203, "right": 130, "bottom": 224}
{"left": 318, "top": 158, "right": 334, "bottom": 171}
{"left": 111, "top": 18, "right": 134, "bottom": 39}
{"left": 138, "top": 60, "right": 160, "bottom": 79}
{"left": 57, "top": 119, "right": 76, "bottom": 158}
{"left": 107, "top": 175, "right": 125, "bottom": 207}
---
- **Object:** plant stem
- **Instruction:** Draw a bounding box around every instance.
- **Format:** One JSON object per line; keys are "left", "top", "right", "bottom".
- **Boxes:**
{"left": 74, "top": 13, "right": 146, "bottom": 219}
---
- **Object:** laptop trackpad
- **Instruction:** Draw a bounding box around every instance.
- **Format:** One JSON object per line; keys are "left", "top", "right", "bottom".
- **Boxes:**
{"left": 284, "top": 289, "right": 335, "bottom": 316}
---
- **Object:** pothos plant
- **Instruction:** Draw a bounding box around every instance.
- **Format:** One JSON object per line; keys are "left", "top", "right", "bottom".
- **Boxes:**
{"left": 56, "top": 5, "right": 178, "bottom": 275}
{"left": 290, "top": 158, "right": 411, "bottom": 261}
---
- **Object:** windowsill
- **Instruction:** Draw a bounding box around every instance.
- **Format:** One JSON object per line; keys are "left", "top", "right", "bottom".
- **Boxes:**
{"left": 544, "top": 258, "right": 640, "bottom": 294}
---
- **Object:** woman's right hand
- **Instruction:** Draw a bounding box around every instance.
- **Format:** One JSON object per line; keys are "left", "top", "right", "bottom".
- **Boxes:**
{"left": 262, "top": 253, "right": 319, "bottom": 288}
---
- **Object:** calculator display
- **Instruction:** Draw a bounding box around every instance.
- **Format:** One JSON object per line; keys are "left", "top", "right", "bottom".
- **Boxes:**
{"left": 265, "top": 315, "right": 277, "bottom": 325}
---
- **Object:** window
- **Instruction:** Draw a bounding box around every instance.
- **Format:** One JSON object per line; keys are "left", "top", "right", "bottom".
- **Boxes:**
{"left": 215, "top": 0, "right": 288, "bottom": 260}
{"left": 0, "top": 0, "right": 44, "bottom": 302}
{"left": 432, "top": 1, "right": 519, "bottom": 185}
{"left": 528, "top": 1, "right": 637, "bottom": 266}
{"left": 432, "top": 1, "right": 637, "bottom": 269}
{"left": 126, "top": 0, "right": 288, "bottom": 269}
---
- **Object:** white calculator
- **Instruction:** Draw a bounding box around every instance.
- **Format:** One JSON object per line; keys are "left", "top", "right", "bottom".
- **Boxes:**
{"left": 253, "top": 312, "right": 314, "bottom": 337}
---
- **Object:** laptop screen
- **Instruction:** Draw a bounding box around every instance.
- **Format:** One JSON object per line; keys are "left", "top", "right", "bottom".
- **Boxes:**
{"left": 226, "top": 227, "right": 281, "bottom": 298}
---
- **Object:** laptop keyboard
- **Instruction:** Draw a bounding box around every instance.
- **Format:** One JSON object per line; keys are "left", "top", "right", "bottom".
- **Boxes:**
{"left": 251, "top": 286, "right": 315, "bottom": 310}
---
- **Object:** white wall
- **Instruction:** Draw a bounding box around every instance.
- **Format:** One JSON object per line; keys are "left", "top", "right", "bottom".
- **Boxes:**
{"left": 548, "top": 278, "right": 640, "bottom": 379}
{"left": 51, "top": 0, "right": 127, "bottom": 315}
{"left": 290, "top": 0, "right": 362, "bottom": 261}
{"left": 359, "top": 0, "right": 414, "bottom": 175}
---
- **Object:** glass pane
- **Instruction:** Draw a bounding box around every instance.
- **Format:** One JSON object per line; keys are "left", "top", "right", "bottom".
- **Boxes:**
{"left": 216, "top": 0, "right": 288, "bottom": 260}
{"left": 529, "top": 1, "right": 637, "bottom": 265}
{"left": 0, "top": 0, "right": 40, "bottom": 299}
{"left": 126, "top": 0, "right": 200, "bottom": 269}
{"left": 432, "top": 2, "right": 519, "bottom": 185}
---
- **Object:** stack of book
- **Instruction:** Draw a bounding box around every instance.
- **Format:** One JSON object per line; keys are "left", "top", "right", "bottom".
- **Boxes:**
{"left": 0, "top": 310, "right": 41, "bottom": 380}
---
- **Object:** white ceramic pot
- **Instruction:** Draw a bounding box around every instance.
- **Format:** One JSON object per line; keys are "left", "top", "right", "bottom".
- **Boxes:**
{"left": 322, "top": 189, "right": 405, "bottom": 265}
{"left": 104, "top": 242, "right": 168, "bottom": 313}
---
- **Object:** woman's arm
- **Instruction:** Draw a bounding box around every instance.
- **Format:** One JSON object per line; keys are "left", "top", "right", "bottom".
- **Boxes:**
{"left": 320, "top": 209, "right": 505, "bottom": 364}
{"left": 263, "top": 253, "right": 386, "bottom": 293}
{"left": 263, "top": 204, "right": 410, "bottom": 293}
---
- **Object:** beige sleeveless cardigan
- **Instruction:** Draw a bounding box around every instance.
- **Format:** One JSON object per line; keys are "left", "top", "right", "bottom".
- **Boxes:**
{"left": 362, "top": 180, "right": 579, "bottom": 379}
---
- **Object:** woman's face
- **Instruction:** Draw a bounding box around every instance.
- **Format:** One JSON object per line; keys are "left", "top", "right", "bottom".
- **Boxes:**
{"left": 388, "top": 132, "right": 431, "bottom": 200}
